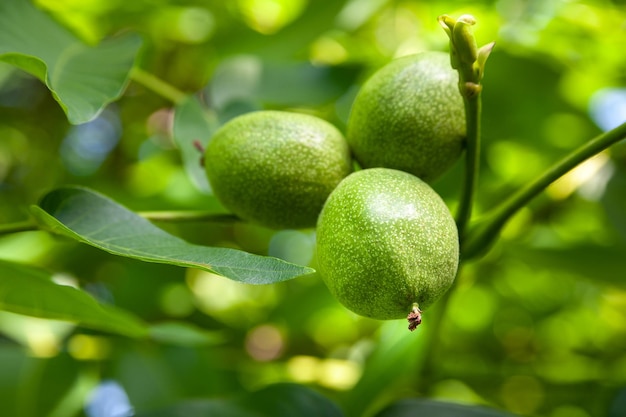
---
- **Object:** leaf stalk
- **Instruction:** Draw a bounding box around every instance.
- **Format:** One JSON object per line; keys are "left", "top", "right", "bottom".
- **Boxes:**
{"left": 462, "top": 120, "right": 626, "bottom": 260}
{"left": 130, "top": 67, "right": 188, "bottom": 104}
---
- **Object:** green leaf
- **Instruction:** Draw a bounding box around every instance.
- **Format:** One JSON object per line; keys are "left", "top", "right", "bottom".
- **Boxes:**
{"left": 136, "top": 400, "right": 258, "bottom": 417}
{"left": 172, "top": 96, "right": 220, "bottom": 194}
{"left": 0, "top": 259, "right": 148, "bottom": 337}
{"left": 209, "top": 56, "right": 358, "bottom": 109}
{"left": 602, "top": 165, "right": 626, "bottom": 243}
{"left": 136, "top": 383, "right": 344, "bottom": 417}
{"left": 235, "top": 383, "right": 344, "bottom": 417}
{"left": 505, "top": 244, "right": 626, "bottom": 286}
{"left": 148, "top": 322, "right": 226, "bottom": 347}
{"left": 0, "top": 0, "right": 141, "bottom": 124}
{"left": 30, "top": 186, "right": 314, "bottom": 284}
{"left": 341, "top": 320, "right": 431, "bottom": 417}
{"left": 375, "top": 399, "right": 520, "bottom": 417}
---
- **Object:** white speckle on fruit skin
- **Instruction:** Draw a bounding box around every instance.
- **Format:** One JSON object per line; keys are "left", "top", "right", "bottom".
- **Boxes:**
{"left": 347, "top": 51, "right": 466, "bottom": 183}
{"left": 316, "top": 168, "right": 459, "bottom": 320}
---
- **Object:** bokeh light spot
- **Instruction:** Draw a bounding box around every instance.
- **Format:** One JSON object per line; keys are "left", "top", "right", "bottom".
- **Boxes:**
{"left": 268, "top": 229, "right": 315, "bottom": 266}
{"left": 589, "top": 88, "right": 626, "bottom": 132}
{"left": 307, "top": 307, "right": 359, "bottom": 348}
{"left": 487, "top": 141, "right": 547, "bottom": 185}
{"left": 85, "top": 380, "right": 133, "bottom": 417}
{"left": 68, "top": 334, "right": 111, "bottom": 361}
{"left": 310, "top": 35, "right": 348, "bottom": 65}
{"left": 286, "top": 355, "right": 319, "bottom": 383}
{"left": 546, "top": 153, "right": 611, "bottom": 201}
{"left": 159, "top": 283, "right": 195, "bottom": 318}
{"left": 245, "top": 324, "right": 285, "bottom": 361}
{"left": 317, "top": 358, "right": 361, "bottom": 390}
{"left": 0, "top": 312, "right": 74, "bottom": 358}
{"left": 448, "top": 285, "right": 497, "bottom": 332}
{"left": 60, "top": 109, "right": 121, "bottom": 176}
{"left": 150, "top": 7, "right": 215, "bottom": 44}
{"left": 237, "top": 0, "right": 307, "bottom": 34}
{"left": 500, "top": 375, "right": 544, "bottom": 415}
{"left": 187, "top": 269, "right": 278, "bottom": 326}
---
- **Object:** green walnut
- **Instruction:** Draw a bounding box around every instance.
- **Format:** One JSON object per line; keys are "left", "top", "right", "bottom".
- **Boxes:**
{"left": 204, "top": 110, "right": 352, "bottom": 230}
{"left": 347, "top": 51, "right": 466, "bottom": 183}
{"left": 316, "top": 168, "right": 459, "bottom": 329}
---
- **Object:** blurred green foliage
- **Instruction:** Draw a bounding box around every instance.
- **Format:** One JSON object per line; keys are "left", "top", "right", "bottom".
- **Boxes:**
{"left": 1, "top": 0, "right": 626, "bottom": 416}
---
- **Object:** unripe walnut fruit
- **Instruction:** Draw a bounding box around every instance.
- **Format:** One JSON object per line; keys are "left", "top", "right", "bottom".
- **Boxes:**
{"left": 204, "top": 110, "right": 352, "bottom": 230}
{"left": 347, "top": 51, "right": 466, "bottom": 182}
{"left": 316, "top": 168, "right": 459, "bottom": 326}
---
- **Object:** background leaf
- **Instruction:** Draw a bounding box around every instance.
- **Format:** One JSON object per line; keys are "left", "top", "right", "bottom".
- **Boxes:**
{"left": 136, "top": 400, "right": 258, "bottom": 417}
{"left": 148, "top": 321, "right": 226, "bottom": 347}
{"left": 172, "top": 96, "right": 219, "bottom": 194}
{"left": 208, "top": 56, "right": 359, "bottom": 111}
{"left": 505, "top": 243, "right": 626, "bottom": 286}
{"left": 374, "top": 399, "right": 520, "bottom": 417}
{"left": 30, "top": 186, "right": 314, "bottom": 284}
{"left": 0, "top": 259, "right": 147, "bottom": 337}
{"left": 136, "top": 383, "right": 344, "bottom": 417}
{"left": 602, "top": 164, "right": 626, "bottom": 243}
{"left": 235, "top": 383, "right": 344, "bottom": 417}
{"left": 0, "top": 0, "right": 141, "bottom": 124}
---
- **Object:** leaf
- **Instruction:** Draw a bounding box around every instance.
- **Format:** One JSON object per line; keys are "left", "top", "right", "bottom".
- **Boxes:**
{"left": 218, "top": 0, "right": 351, "bottom": 59}
{"left": 235, "top": 383, "right": 344, "bottom": 417}
{"left": 342, "top": 320, "right": 431, "bottom": 417}
{"left": 135, "top": 383, "right": 343, "bottom": 417}
{"left": 172, "top": 96, "right": 220, "bottom": 194}
{"left": 505, "top": 243, "right": 626, "bottom": 286}
{"left": 30, "top": 186, "right": 314, "bottom": 284}
{"left": 208, "top": 56, "right": 359, "bottom": 110}
{"left": 0, "top": 0, "right": 141, "bottom": 124}
{"left": 135, "top": 400, "right": 258, "bottom": 417}
{"left": 374, "top": 399, "right": 520, "bottom": 417}
{"left": 0, "top": 259, "right": 148, "bottom": 337}
{"left": 602, "top": 164, "right": 626, "bottom": 243}
{"left": 148, "top": 322, "right": 226, "bottom": 347}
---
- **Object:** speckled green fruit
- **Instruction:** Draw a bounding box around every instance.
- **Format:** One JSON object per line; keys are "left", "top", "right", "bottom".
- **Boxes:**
{"left": 204, "top": 110, "right": 352, "bottom": 230}
{"left": 347, "top": 51, "right": 466, "bottom": 182}
{"left": 316, "top": 168, "right": 459, "bottom": 320}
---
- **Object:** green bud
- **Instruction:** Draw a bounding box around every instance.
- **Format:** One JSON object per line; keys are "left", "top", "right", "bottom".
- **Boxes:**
{"left": 452, "top": 15, "right": 478, "bottom": 65}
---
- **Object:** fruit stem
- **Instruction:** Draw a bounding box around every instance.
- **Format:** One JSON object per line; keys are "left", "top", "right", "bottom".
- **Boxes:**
{"left": 455, "top": 91, "right": 481, "bottom": 239}
{"left": 407, "top": 304, "right": 422, "bottom": 331}
{"left": 130, "top": 67, "right": 188, "bottom": 104}
{"left": 462, "top": 120, "right": 626, "bottom": 260}
{"left": 439, "top": 15, "right": 494, "bottom": 240}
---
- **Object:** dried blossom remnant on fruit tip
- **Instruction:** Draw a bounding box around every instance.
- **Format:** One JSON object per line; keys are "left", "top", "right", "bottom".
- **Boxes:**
{"left": 407, "top": 304, "right": 422, "bottom": 331}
